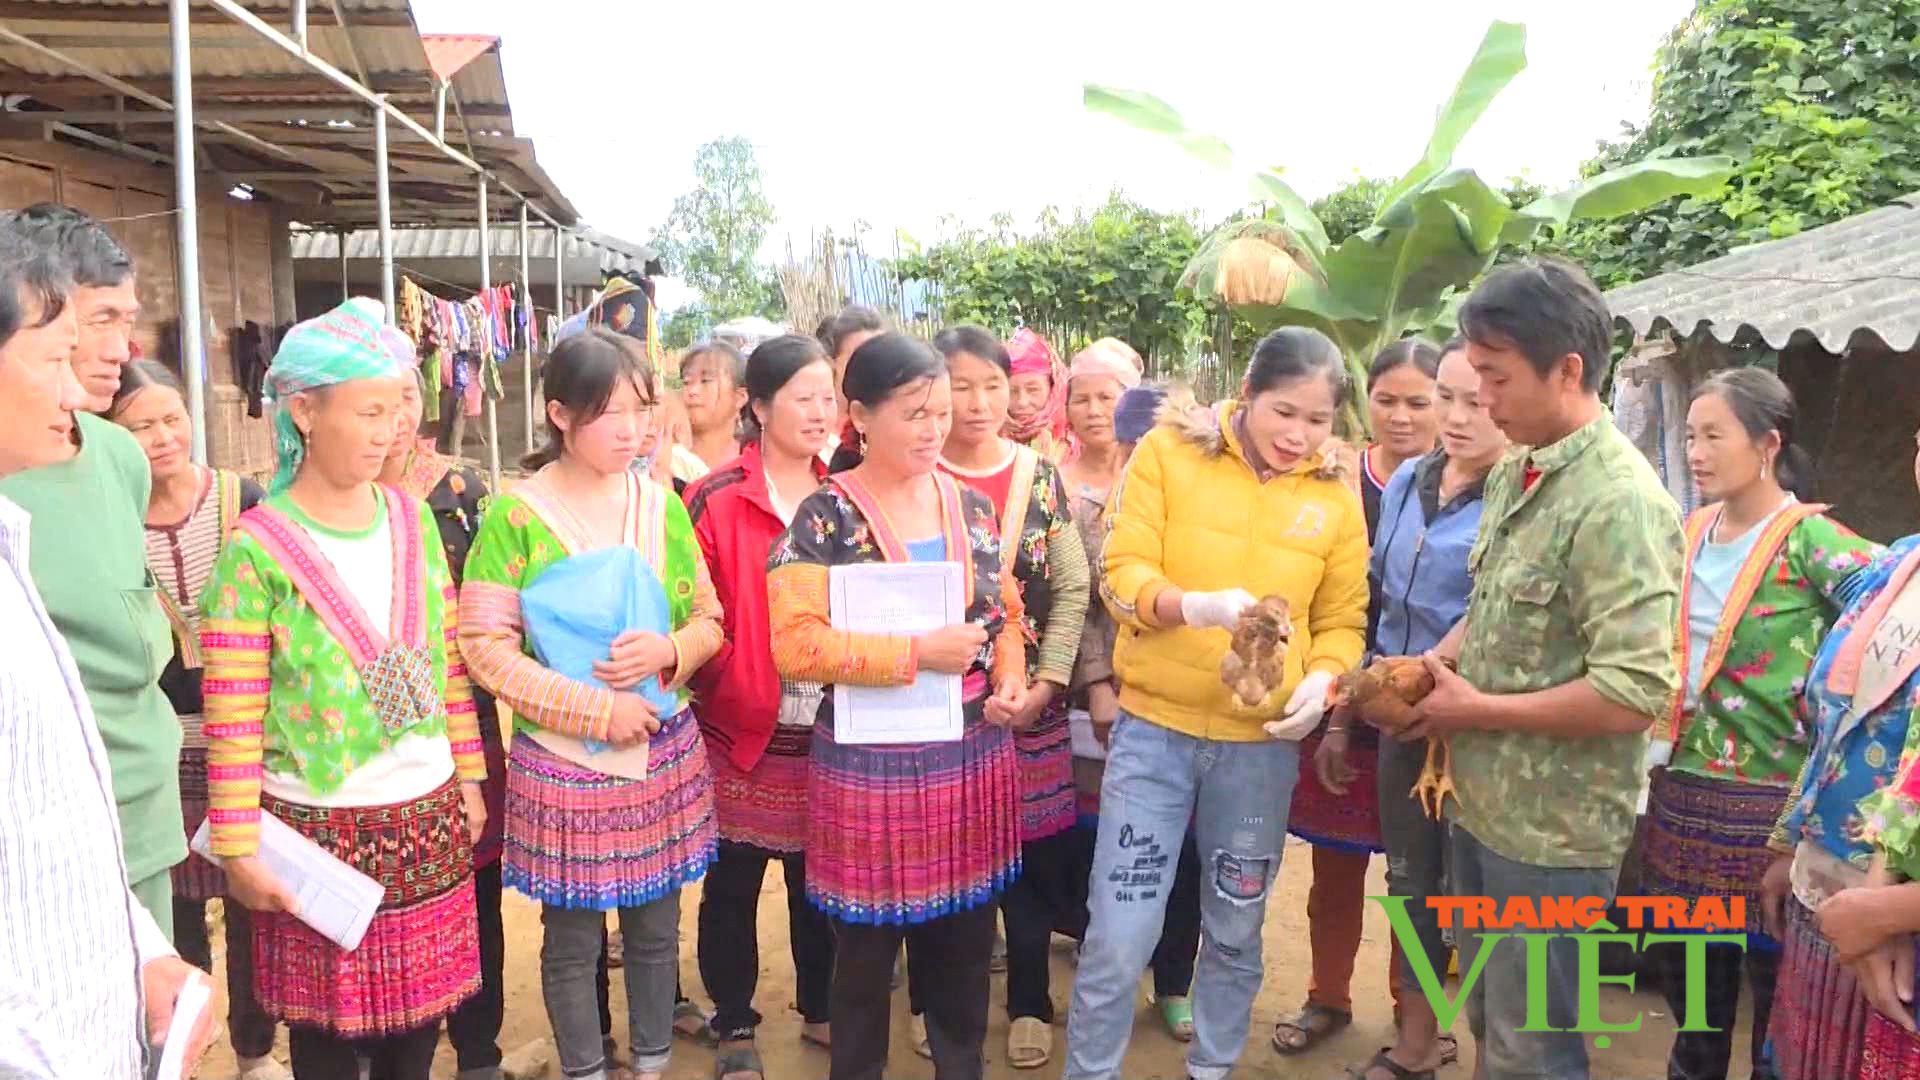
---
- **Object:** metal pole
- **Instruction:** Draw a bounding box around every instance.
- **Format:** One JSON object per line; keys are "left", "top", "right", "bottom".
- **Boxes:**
{"left": 373, "top": 103, "right": 394, "bottom": 320}
{"left": 291, "top": 0, "right": 307, "bottom": 50}
{"left": 336, "top": 226, "right": 348, "bottom": 301}
{"left": 169, "top": 0, "right": 208, "bottom": 465}
{"left": 480, "top": 181, "right": 500, "bottom": 490}
{"left": 519, "top": 201, "right": 533, "bottom": 454}
{"left": 554, "top": 224, "right": 564, "bottom": 322}
{"left": 434, "top": 82, "right": 447, "bottom": 143}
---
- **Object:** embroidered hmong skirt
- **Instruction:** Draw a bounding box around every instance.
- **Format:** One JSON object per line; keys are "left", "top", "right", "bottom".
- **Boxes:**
{"left": 707, "top": 722, "right": 812, "bottom": 853}
{"left": 504, "top": 709, "right": 717, "bottom": 910}
{"left": 1642, "top": 768, "right": 1784, "bottom": 938}
{"left": 1285, "top": 729, "right": 1384, "bottom": 854}
{"left": 1862, "top": 953, "right": 1920, "bottom": 1080}
{"left": 1769, "top": 898, "right": 1875, "bottom": 1080}
{"left": 252, "top": 780, "right": 480, "bottom": 1038}
{"left": 172, "top": 716, "right": 227, "bottom": 902}
{"left": 1015, "top": 698, "right": 1076, "bottom": 844}
{"left": 808, "top": 680, "right": 1020, "bottom": 925}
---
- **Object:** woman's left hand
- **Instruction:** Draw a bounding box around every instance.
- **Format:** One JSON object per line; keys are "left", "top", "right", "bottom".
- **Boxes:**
{"left": 593, "top": 630, "right": 677, "bottom": 690}
{"left": 459, "top": 781, "right": 487, "bottom": 846}
{"left": 986, "top": 672, "right": 1030, "bottom": 729}
{"left": 1819, "top": 884, "right": 1897, "bottom": 964}
{"left": 1009, "top": 680, "right": 1056, "bottom": 731}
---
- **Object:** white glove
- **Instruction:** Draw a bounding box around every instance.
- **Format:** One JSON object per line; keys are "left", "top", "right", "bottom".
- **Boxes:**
{"left": 1180, "top": 588, "right": 1256, "bottom": 630}
{"left": 1263, "top": 670, "right": 1336, "bottom": 742}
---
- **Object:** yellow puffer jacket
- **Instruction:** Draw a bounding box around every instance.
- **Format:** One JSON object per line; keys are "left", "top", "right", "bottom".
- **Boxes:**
{"left": 1101, "top": 400, "right": 1368, "bottom": 741}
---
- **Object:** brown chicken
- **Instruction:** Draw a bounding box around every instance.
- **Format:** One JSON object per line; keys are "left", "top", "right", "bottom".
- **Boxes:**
{"left": 1329, "top": 655, "right": 1457, "bottom": 819}
{"left": 1220, "top": 595, "right": 1292, "bottom": 707}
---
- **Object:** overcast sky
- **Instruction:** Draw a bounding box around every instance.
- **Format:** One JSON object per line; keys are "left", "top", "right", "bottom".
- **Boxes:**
{"left": 412, "top": 0, "right": 1694, "bottom": 309}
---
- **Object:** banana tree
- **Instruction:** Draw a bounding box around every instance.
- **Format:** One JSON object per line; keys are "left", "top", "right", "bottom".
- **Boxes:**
{"left": 1086, "top": 20, "right": 1737, "bottom": 436}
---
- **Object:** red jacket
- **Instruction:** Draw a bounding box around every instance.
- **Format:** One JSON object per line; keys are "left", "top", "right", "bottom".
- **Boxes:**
{"left": 683, "top": 443, "right": 826, "bottom": 771}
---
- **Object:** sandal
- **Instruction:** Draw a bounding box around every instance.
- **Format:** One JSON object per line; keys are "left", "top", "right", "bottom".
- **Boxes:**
{"left": 674, "top": 1000, "right": 716, "bottom": 1046}
{"left": 714, "top": 1041, "right": 766, "bottom": 1080}
{"left": 1007, "top": 1017, "right": 1052, "bottom": 1070}
{"left": 1272, "top": 1002, "right": 1352, "bottom": 1056}
{"left": 1438, "top": 1033, "right": 1459, "bottom": 1066}
{"left": 1346, "top": 1049, "right": 1435, "bottom": 1080}
{"left": 1155, "top": 994, "right": 1194, "bottom": 1042}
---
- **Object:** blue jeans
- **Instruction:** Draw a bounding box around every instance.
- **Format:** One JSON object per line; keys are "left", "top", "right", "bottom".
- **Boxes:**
{"left": 1064, "top": 712, "right": 1299, "bottom": 1080}
{"left": 1451, "top": 825, "right": 1618, "bottom": 1080}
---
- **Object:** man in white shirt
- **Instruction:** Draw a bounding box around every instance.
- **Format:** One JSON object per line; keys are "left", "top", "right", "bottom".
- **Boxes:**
{"left": 0, "top": 218, "right": 212, "bottom": 1077}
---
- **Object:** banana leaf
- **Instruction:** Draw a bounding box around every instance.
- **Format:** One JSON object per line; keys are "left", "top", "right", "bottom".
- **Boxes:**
{"left": 1504, "top": 156, "right": 1738, "bottom": 241}
{"left": 1319, "top": 171, "right": 1508, "bottom": 328}
{"left": 1249, "top": 172, "right": 1331, "bottom": 256}
{"left": 1083, "top": 85, "right": 1236, "bottom": 170}
{"left": 1375, "top": 21, "right": 1528, "bottom": 213}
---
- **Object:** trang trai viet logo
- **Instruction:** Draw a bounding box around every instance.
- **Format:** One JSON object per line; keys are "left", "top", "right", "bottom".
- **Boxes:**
{"left": 1371, "top": 895, "right": 1748, "bottom": 1047}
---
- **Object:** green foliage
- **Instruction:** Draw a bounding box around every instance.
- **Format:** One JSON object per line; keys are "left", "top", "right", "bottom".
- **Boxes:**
{"left": 649, "top": 137, "right": 781, "bottom": 321}
{"left": 1554, "top": 0, "right": 1920, "bottom": 288}
{"left": 1086, "top": 19, "right": 1735, "bottom": 434}
{"left": 894, "top": 195, "right": 1218, "bottom": 375}
{"left": 659, "top": 306, "right": 713, "bottom": 351}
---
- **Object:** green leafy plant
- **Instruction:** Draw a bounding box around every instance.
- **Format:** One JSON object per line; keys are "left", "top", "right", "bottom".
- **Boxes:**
{"left": 1552, "top": 0, "right": 1920, "bottom": 287}
{"left": 1086, "top": 20, "right": 1737, "bottom": 434}
{"left": 895, "top": 195, "right": 1218, "bottom": 375}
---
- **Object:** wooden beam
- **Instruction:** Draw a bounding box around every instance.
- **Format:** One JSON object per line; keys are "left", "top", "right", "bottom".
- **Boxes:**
{"left": 0, "top": 72, "right": 432, "bottom": 97}
{"left": 8, "top": 104, "right": 514, "bottom": 125}
{"left": 0, "top": 1, "right": 413, "bottom": 25}
{"left": 323, "top": 0, "right": 370, "bottom": 87}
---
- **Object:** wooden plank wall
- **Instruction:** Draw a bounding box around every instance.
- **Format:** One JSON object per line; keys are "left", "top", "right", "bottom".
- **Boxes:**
{"left": 0, "top": 140, "right": 278, "bottom": 478}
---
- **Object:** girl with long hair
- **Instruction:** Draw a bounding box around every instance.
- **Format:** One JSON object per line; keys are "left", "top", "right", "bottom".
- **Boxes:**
{"left": 459, "top": 328, "right": 724, "bottom": 1080}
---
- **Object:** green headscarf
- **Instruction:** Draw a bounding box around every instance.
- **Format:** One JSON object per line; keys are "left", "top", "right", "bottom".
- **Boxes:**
{"left": 266, "top": 297, "right": 415, "bottom": 493}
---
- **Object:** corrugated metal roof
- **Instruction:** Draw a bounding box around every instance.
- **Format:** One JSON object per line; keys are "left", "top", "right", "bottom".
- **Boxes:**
{"left": 0, "top": 0, "right": 573, "bottom": 226}
{"left": 291, "top": 224, "right": 656, "bottom": 272}
{"left": 1607, "top": 193, "right": 1920, "bottom": 355}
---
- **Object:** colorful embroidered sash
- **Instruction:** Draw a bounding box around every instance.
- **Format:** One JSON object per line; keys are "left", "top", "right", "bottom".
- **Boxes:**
{"left": 158, "top": 470, "right": 246, "bottom": 670}
{"left": 1665, "top": 500, "right": 1824, "bottom": 741}
{"left": 827, "top": 470, "right": 974, "bottom": 602}
{"left": 236, "top": 485, "right": 436, "bottom": 735}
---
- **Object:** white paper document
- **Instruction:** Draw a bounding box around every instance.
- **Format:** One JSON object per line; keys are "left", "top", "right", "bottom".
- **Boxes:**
{"left": 190, "top": 812, "right": 385, "bottom": 952}
{"left": 829, "top": 561, "right": 966, "bottom": 744}
{"left": 154, "top": 970, "right": 211, "bottom": 1080}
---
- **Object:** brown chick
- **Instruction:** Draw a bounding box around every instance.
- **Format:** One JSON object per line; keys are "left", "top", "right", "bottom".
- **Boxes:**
{"left": 1219, "top": 595, "right": 1292, "bottom": 707}
{"left": 1329, "top": 655, "right": 1458, "bottom": 819}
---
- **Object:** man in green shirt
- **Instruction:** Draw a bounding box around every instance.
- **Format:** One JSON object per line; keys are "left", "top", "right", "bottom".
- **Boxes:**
{"left": 1410, "top": 258, "right": 1683, "bottom": 1080}
{"left": 0, "top": 206, "right": 181, "bottom": 939}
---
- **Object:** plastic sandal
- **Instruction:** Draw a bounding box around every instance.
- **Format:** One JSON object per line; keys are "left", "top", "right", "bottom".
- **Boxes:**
{"left": 1006, "top": 1017, "right": 1052, "bottom": 1070}
{"left": 1345, "top": 1049, "right": 1435, "bottom": 1080}
{"left": 1156, "top": 995, "right": 1194, "bottom": 1042}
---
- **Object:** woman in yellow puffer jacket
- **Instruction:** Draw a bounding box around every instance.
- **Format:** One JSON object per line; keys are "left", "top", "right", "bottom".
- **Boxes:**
{"left": 1063, "top": 327, "right": 1369, "bottom": 1080}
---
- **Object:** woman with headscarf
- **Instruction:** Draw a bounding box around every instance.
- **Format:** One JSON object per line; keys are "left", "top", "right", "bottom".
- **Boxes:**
{"left": 201, "top": 297, "right": 487, "bottom": 1080}
{"left": 1004, "top": 328, "right": 1070, "bottom": 462}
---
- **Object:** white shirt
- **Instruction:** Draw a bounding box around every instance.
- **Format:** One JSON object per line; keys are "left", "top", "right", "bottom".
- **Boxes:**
{"left": 0, "top": 495, "right": 174, "bottom": 1079}
{"left": 257, "top": 505, "right": 453, "bottom": 809}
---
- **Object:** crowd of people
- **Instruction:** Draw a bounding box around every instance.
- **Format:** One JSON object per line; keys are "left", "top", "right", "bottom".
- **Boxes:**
{"left": 3, "top": 199, "right": 1920, "bottom": 1080}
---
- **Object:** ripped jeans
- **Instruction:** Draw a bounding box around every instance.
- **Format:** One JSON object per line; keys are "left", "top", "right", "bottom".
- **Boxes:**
{"left": 1064, "top": 711, "right": 1298, "bottom": 1080}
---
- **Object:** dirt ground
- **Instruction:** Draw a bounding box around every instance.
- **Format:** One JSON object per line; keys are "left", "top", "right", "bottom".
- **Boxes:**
{"left": 196, "top": 836, "right": 1746, "bottom": 1079}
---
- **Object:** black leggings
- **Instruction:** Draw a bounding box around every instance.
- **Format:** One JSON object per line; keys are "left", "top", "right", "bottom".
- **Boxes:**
{"left": 289, "top": 1024, "right": 438, "bottom": 1080}
{"left": 697, "top": 840, "right": 836, "bottom": 1038}
{"left": 836, "top": 904, "right": 996, "bottom": 1080}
